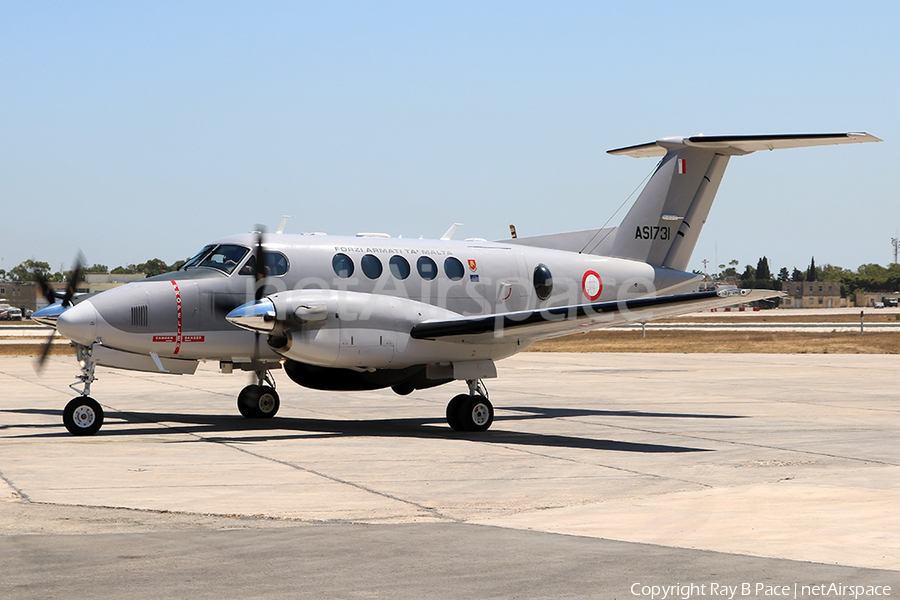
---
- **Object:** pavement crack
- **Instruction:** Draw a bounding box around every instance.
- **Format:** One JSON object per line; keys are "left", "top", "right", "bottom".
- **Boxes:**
{"left": 101, "top": 403, "right": 459, "bottom": 523}
{"left": 0, "top": 468, "right": 32, "bottom": 503}
{"left": 221, "top": 441, "right": 459, "bottom": 522}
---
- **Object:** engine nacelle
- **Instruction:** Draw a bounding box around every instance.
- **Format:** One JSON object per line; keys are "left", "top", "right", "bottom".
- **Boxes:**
{"left": 229, "top": 289, "right": 462, "bottom": 369}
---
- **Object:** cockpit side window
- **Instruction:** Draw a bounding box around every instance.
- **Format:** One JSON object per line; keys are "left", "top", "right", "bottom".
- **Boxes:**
{"left": 239, "top": 252, "right": 290, "bottom": 276}
{"left": 193, "top": 244, "right": 250, "bottom": 275}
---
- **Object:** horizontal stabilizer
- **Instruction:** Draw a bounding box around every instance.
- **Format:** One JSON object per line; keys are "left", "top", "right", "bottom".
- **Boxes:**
{"left": 608, "top": 132, "right": 881, "bottom": 158}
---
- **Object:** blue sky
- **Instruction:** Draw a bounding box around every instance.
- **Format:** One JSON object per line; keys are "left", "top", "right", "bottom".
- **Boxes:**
{"left": 1, "top": 1, "right": 897, "bottom": 276}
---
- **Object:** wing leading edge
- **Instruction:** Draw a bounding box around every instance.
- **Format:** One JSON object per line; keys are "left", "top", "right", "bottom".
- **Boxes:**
{"left": 410, "top": 289, "right": 783, "bottom": 343}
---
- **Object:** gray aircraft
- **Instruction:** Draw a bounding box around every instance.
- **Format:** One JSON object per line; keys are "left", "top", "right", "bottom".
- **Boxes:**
{"left": 33, "top": 132, "right": 879, "bottom": 436}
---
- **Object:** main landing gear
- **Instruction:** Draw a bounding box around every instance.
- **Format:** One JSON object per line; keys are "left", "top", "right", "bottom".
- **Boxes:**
{"left": 446, "top": 379, "right": 494, "bottom": 432}
{"left": 63, "top": 344, "right": 104, "bottom": 436}
{"left": 237, "top": 369, "right": 280, "bottom": 419}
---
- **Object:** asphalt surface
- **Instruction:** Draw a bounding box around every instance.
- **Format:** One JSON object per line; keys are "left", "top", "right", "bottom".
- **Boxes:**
{"left": 1, "top": 352, "right": 898, "bottom": 598}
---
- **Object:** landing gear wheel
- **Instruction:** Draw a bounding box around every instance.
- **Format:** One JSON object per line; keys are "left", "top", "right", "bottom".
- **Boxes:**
{"left": 457, "top": 394, "right": 494, "bottom": 432}
{"left": 446, "top": 394, "right": 468, "bottom": 431}
{"left": 237, "top": 385, "right": 280, "bottom": 419}
{"left": 63, "top": 397, "right": 104, "bottom": 436}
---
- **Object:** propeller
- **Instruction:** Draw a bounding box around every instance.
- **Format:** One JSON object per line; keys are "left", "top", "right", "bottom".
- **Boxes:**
{"left": 251, "top": 227, "right": 267, "bottom": 375}
{"left": 209, "top": 227, "right": 269, "bottom": 318}
{"left": 34, "top": 254, "right": 84, "bottom": 372}
{"left": 253, "top": 227, "right": 267, "bottom": 302}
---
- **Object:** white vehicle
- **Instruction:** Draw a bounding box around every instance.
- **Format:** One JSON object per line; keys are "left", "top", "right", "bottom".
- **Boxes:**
{"left": 6, "top": 308, "right": 22, "bottom": 321}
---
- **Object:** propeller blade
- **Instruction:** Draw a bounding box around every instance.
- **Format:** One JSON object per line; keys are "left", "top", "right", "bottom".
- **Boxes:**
{"left": 33, "top": 271, "right": 56, "bottom": 306}
{"left": 251, "top": 226, "right": 267, "bottom": 364}
{"left": 33, "top": 329, "right": 57, "bottom": 373}
{"left": 62, "top": 254, "right": 85, "bottom": 308}
{"left": 254, "top": 227, "right": 266, "bottom": 301}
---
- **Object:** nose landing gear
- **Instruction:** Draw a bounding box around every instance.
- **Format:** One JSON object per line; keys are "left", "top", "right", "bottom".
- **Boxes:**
{"left": 62, "top": 344, "right": 104, "bottom": 436}
{"left": 446, "top": 379, "right": 493, "bottom": 432}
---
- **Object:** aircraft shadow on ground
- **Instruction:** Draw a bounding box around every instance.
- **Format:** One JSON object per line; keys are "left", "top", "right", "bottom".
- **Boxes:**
{"left": 0, "top": 404, "right": 736, "bottom": 453}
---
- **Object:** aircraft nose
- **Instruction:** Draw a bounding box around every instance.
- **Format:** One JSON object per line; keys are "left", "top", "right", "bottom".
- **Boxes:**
{"left": 57, "top": 301, "right": 99, "bottom": 346}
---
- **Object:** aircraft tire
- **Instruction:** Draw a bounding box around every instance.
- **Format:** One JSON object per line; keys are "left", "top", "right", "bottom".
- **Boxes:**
{"left": 458, "top": 394, "right": 493, "bottom": 432}
{"left": 63, "top": 396, "right": 104, "bottom": 436}
{"left": 446, "top": 394, "right": 468, "bottom": 431}
{"left": 238, "top": 385, "right": 280, "bottom": 419}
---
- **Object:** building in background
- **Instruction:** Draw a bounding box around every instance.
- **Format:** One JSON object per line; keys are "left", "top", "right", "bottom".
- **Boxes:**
{"left": 0, "top": 273, "right": 147, "bottom": 313}
{"left": 0, "top": 282, "right": 38, "bottom": 313}
{"left": 780, "top": 281, "right": 844, "bottom": 308}
{"left": 83, "top": 273, "right": 146, "bottom": 294}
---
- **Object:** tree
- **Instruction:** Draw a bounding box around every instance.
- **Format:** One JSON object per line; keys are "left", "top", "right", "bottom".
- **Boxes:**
{"left": 715, "top": 259, "right": 740, "bottom": 281}
{"left": 855, "top": 263, "right": 889, "bottom": 291}
{"left": 777, "top": 267, "right": 790, "bottom": 282}
{"left": 740, "top": 264, "right": 756, "bottom": 286}
{"left": 9, "top": 259, "right": 50, "bottom": 282}
{"left": 135, "top": 258, "right": 170, "bottom": 278}
{"left": 806, "top": 257, "right": 818, "bottom": 282}
{"left": 791, "top": 267, "right": 804, "bottom": 282}
{"left": 85, "top": 264, "right": 109, "bottom": 273}
{"left": 756, "top": 256, "right": 772, "bottom": 281}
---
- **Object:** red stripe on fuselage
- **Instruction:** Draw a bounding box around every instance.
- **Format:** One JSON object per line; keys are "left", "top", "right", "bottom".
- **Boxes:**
{"left": 170, "top": 280, "right": 183, "bottom": 355}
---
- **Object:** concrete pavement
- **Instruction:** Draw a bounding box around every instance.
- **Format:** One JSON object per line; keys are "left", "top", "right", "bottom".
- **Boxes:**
{"left": 1, "top": 352, "right": 898, "bottom": 597}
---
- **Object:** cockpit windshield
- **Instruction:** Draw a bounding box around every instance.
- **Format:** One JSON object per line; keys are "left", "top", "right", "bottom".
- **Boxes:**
{"left": 183, "top": 244, "right": 250, "bottom": 275}
{"left": 181, "top": 245, "right": 215, "bottom": 270}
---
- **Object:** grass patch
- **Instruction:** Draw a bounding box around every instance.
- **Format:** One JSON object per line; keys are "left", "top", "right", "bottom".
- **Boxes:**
{"left": 0, "top": 344, "right": 75, "bottom": 357}
{"left": 656, "top": 313, "right": 890, "bottom": 324}
{"left": 529, "top": 330, "right": 900, "bottom": 354}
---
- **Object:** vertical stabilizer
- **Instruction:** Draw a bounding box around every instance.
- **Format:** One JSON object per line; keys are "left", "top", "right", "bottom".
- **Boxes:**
{"left": 603, "top": 132, "right": 880, "bottom": 270}
{"left": 608, "top": 142, "right": 729, "bottom": 270}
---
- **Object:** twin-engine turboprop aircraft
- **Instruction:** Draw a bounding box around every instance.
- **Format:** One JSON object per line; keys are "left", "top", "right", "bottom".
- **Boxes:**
{"left": 33, "top": 132, "right": 880, "bottom": 435}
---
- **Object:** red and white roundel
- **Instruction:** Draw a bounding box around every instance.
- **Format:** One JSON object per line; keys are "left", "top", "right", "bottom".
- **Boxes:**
{"left": 582, "top": 270, "right": 602, "bottom": 301}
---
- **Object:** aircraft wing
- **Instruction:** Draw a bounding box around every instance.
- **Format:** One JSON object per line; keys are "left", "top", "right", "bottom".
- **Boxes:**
{"left": 410, "top": 289, "right": 782, "bottom": 343}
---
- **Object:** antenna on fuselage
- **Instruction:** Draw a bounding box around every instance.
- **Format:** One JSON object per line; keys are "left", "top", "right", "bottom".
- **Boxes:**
{"left": 441, "top": 223, "right": 463, "bottom": 241}
{"left": 276, "top": 215, "right": 292, "bottom": 234}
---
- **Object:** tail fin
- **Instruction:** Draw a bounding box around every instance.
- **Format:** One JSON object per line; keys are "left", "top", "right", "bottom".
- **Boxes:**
{"left": 603, "top": 132, "right": 879, "bottom": 271}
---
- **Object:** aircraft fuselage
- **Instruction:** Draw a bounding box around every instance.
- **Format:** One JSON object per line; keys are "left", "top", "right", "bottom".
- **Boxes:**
{"left": 57, "top": 233, "right": 699, "bottom": 370}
